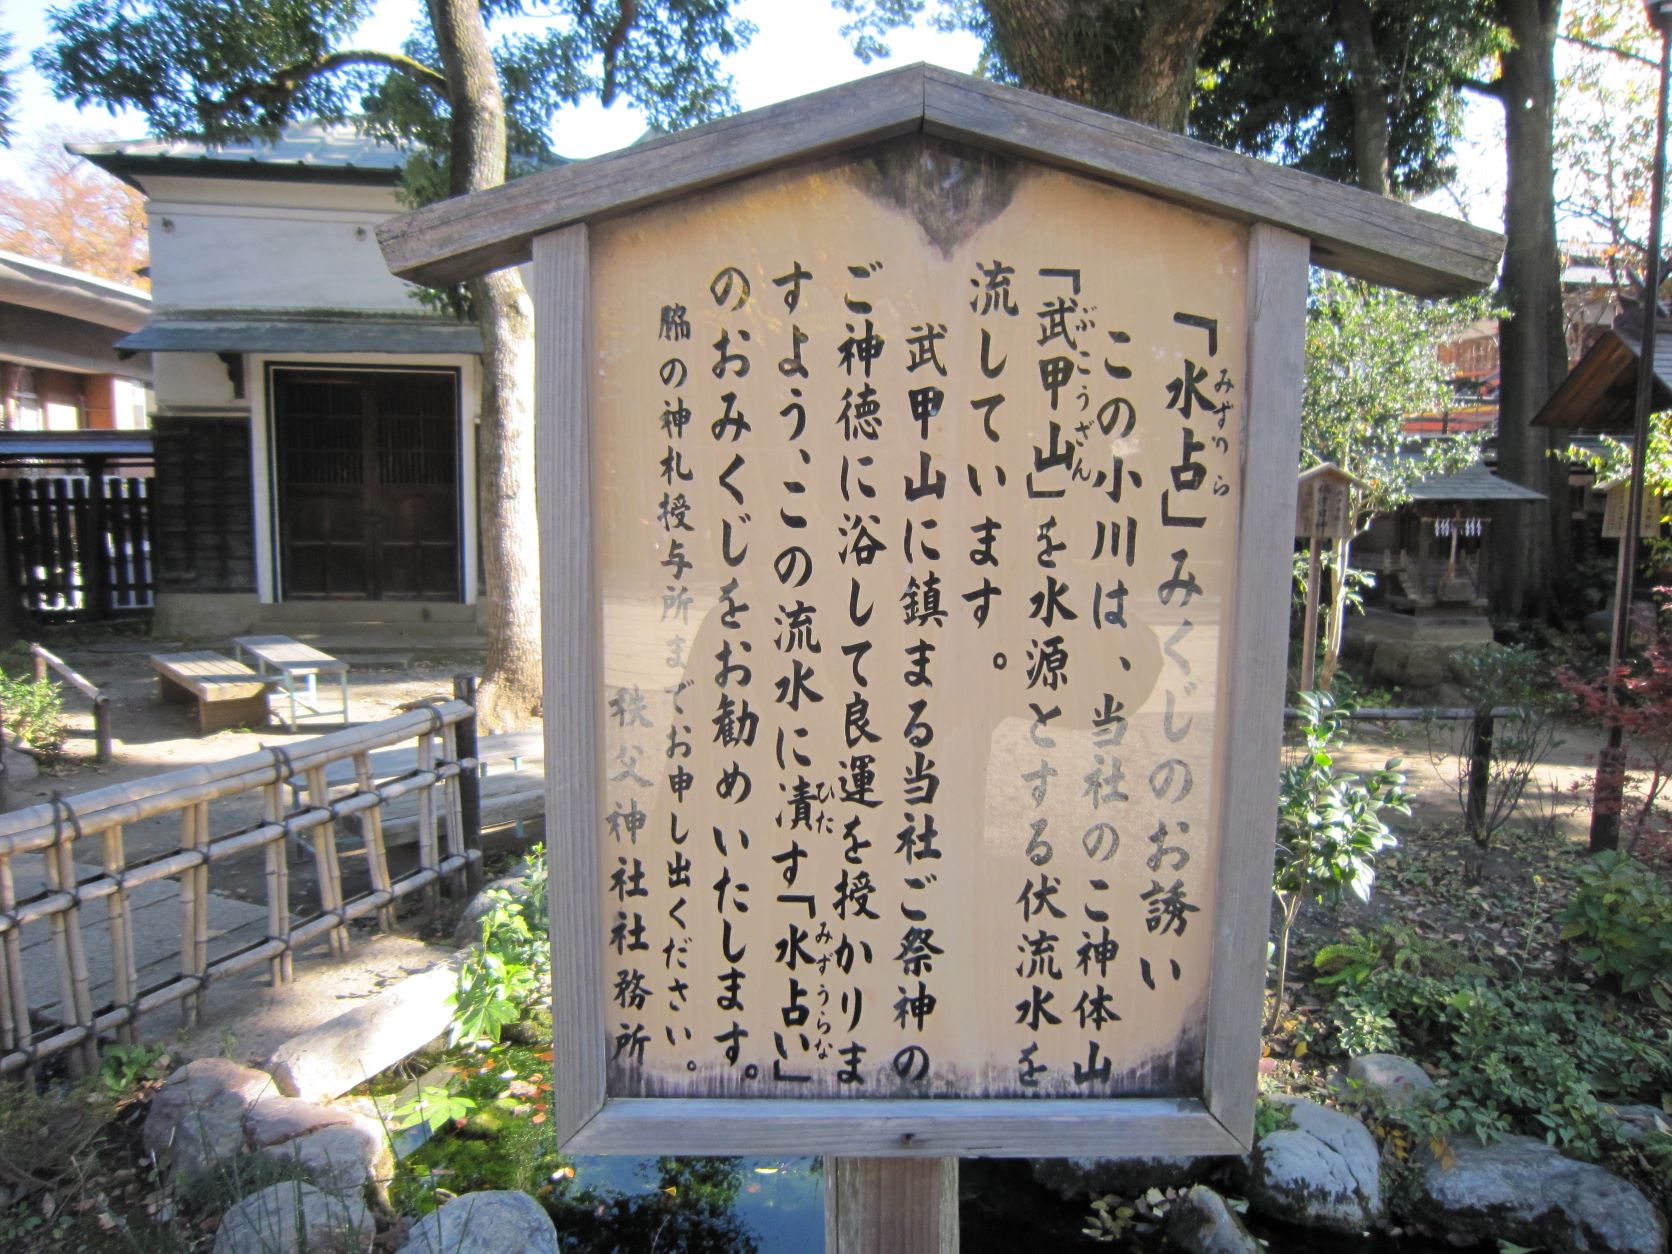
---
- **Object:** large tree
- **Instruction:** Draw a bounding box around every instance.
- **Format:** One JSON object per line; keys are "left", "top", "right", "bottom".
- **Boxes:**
{"left": 1468, "top": 0, "right": 1569, "bottom": 617}
{"left": 837, "top": 0, "right": 1230, "bottom": 130}
{"left": 38, "top": 0, "right": 748, "bottom": 730}
{"left": 1192, "top": 0, "right": 1501, "bottom": 196}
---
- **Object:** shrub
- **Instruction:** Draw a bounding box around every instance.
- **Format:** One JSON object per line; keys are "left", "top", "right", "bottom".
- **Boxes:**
{"left": 449, "top": 845, "right": 549, "bottom": 1045}
{"left": 1270, "top": 691, "right": 1410, "bottom": 1027}
{"left": 0, "top": 662, "right": 67, "bottom": 761}
{"left": 1557, "top": 851, "right": 1672, "bottom": 1007}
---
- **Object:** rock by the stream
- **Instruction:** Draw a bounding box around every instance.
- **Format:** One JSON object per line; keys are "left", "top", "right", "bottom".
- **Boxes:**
{"left": 143, "top": 1058, "right": 275, "bottom": 1178}
{"left": 266, "top": 955, "right": 460, "bottom": 1100}
{"left": 255, "top": 1119, "right": 395, "bottom": 1197}
{"left": 1344, "top": 1053, "right": 1435, "bottom": 1111}
{"left": 1603, "top": 1103, "right": 1671, "bottom": 1147}
{"left": 1031, "top": 1154, "right": 1217, "bottom": 1200}
{"left": 1239, "top": 1097, "right": 1382, "bottom": 1233}
{"left": 212, "top": 1180, "right": 373, "bottom": 1254}
{"left": 1168, "top": 1184, "right": 1262, "bottom": 1254}
{"left": 395, "top": 1190, "right": 558, "bottom": 1254}
{"left": 1415, "top": 1134, "right": 1666, "bottom": 1254}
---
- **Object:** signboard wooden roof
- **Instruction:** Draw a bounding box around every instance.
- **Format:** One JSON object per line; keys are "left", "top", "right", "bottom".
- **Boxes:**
{"left": 378, "top": 63, "right": 1501, "bottom": 297}
{"left": 378, "top": 65, "right": 1497, "bottom": 1162}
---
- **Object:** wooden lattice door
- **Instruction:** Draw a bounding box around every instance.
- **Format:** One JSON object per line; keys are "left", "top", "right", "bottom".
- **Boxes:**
{"left": 272, "top": 369, "right": 460, "bottom": 601}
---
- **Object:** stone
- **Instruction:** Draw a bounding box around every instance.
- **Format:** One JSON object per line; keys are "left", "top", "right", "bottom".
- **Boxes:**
{"left": 212, "top": 1180, "right": 373, "bottom": 1254}
{"left": 2, "top": 738, "right": 38, "bottom": 784}
{"left": 243, "top": 1096, "right": 363, "bottom": 1149}
{"left": 266, "top": 955, "right": 461, "bottom": 1100}
{"left": 1369, "top": 642, "right": 1411, "bottom": 686}
{"left": 1168, "top": 1185, "right": 1262, "bottom": 1254}
{"left": 1241, "top": 1097, "right": 1382, "bottom": 1233}
{"left": 1344, "top": 1053, "right": 1435, "bottom": 1111}
{"left": 1603, "top": 1103, "right": 1670, "bottom": 1147}
{"left": 143, "top": 1058, "right": 275, "bottom": 1178}
{"left": 256, "top": 1121, "right": 395, "bottom": 1197}
{"left": 1403, "top": 647, "right": 1448, "bottom": 689}
{"left": 451, "top": 873, "right": 533, "bottom": 948}
{"left": 395, "top": 1190, "right": 558, "bottom": 1254}
{"left": 1415, "top": 1134, "right": 1666, "bottom": 1254}
{"left": 1031, "top": 1155, "right": 1216, "bottom": 1201}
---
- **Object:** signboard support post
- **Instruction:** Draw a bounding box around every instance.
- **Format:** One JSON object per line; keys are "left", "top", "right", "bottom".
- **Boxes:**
{"left": 824, "top": 1156, "right": 958, "bottom": 1253}
{"left": 1300, "top": 535, "right": 1322, "bottom": 693}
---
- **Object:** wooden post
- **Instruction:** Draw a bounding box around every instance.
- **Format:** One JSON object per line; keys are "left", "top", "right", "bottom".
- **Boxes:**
{"left": 1300, "top": 534, "right": 1322, "bottom": 692}
{"left": 1465, "top": 711, "right": 1494, "bottom": 840}
{"left": 825, "top": 1157, "right": 959, "bottom": 1254}
{"left": 93, "top": 694, "right": 112, "bottom": 763}
{"left": 453, "top": 674, "right": 483, "bottom": 895}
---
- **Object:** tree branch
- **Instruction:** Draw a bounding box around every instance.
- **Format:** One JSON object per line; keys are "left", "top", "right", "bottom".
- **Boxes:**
{"left": 1460, "top": 75, "right": 1504, "bottom": 103}
{"left": 201, "top": 49, "right": 449, "bottom": 126}
{"left": 1559, "top": 32, "right": 1657, "bottom": 71}
{"left": 598, "top": 0, "right": 640, "bottom": 107}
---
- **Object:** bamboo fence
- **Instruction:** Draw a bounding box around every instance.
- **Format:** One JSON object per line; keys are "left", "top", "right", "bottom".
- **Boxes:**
{"left": 0, "top": 699, "right": 480, "bottom": 1078}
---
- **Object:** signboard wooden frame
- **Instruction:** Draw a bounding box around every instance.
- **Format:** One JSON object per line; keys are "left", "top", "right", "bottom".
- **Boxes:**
{"left": 531, "top": 220, "right": 1306, "bottom": 1158}
{"left": 380, "top": 63, "right": 1499, "bottom": 1162}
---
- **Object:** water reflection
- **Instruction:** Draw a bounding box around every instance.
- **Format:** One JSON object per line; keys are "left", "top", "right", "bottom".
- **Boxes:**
{"left": 551, "top": 1156, "right": 823, "bottom": 1253}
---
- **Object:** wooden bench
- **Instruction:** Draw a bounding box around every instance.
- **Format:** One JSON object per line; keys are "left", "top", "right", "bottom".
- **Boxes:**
{"left": 232, "top": 635, "right": 350, "bottom": 732}
{"left": 150, "top": 652, "right": 271, "bottom": 733}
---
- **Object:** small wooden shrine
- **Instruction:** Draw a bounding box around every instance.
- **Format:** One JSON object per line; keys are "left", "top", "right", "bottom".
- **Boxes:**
{"left": 1370, "top": 462, "right": 1544, "bottom": 615}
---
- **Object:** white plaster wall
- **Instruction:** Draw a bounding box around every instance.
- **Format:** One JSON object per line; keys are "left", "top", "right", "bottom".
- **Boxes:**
{"left": 148, "top": 203, "right": 421, "bottom": 312}
{"left": 151, "top": 351, "right": 243, "bottom": 408}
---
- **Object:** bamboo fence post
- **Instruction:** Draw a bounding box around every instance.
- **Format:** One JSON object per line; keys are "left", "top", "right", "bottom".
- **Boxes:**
{"left": 54, "top": 828, "right": 98, "bottom": 1075}
{"left": 353, "top": 751, "right": 396, "bottom": 932}
{"left": 101, "top": 823, "right": 138, "bottom": 1046}
{"left": 304, "top": 766, "right": 348, "bottom": 958}
{"left": 262, "top": 775, "right": 293, "bottom": 985}
{"left": 416, "top": 729, "right": 440, "bottom": 911}
{"left": 440, "top": 721, "right": 467, "bottom": 899}
{"left": 0, "top": 853, "right": 30, "bottom": 1071}
{"left": 178, "top": 802, "right": 206, "bottom": 1028}
{"left": 453, "top": 675, "right": 483, "bottom": 894}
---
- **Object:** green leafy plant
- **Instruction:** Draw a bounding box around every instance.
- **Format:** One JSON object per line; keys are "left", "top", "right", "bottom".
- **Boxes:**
{"left": 393, "top": 1083, "right": 478, "bottom": 1135}
{"left": 0, "top": 660, "right": 67, "bottom": 761}
{"left": 1270, "top": 691, "right": 1411, "bottom": 1028}
{"left": 1081, "top": 1195, "right": 1137, "bottom": 1243}
{"left": 95, "top": 1043, "right": 169, "bottom": 1099}
{"left": 1557, "top": 851, "right": 1672, "bottom": 1007}
{"left": 449, "top": 846, "right": 549, "bottom": 1045}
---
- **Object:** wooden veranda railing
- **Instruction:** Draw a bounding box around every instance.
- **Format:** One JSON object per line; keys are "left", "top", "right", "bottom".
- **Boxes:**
{"left": 0, "top": 699, "right": 480, "bottom": 1077}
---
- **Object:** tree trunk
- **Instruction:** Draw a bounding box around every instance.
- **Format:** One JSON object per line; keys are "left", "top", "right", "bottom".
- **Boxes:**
{"left": 982, "top": 0, "right": 1230, "bottom": 131}
{"left": 1491, "top": 0, "right": 1567, "bottom": 618}
{"left": 1319, "top": 535, "right": 1353, "bottom": 691}
{"left": 428, "top": 0, "right": 543, "bottom": 730}
{"left": 1336, "top": 0, "right": 1390, "bottom": 195}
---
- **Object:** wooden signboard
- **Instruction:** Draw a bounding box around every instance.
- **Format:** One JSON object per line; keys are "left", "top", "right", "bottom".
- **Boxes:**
{"left": 1602, "top": 480, "right": 1665, "bottom": 540}
{"left": 377, "top": 64, "right": 1501, "bottom": 1165}
{"left": 1295, "top": 464, "right": 1358, "bottom": 541}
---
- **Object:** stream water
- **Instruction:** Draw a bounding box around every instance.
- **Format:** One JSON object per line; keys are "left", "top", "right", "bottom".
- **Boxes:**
{"left": 550, "top": 1156, "right": 1496, "bottom": 1252}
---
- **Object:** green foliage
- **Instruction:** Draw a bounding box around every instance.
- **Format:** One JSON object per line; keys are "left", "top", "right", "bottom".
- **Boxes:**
{"left": 449, "top": 846, "right": 549, "bottom": 1045}
{"left": 1557, "top": 852, "right": 1672, "bottom": 1007}
{"left": 1276, "top": 692, "right": 1411, "bottom": 907}
{"left": 1269, "top": 691, "right": 1410, "bottom": 1025}
{"left": 1253, "top": 1095, "right": 1295, "bottom": 1140}
{"left": 0, "top": 22, "right": 16, "bottom": 147}
{"left": 95, "top": 1043, "right": 169, "bottom": 1099}
{"left": 1326, "top": 965, "right": 1672, "bottom": 1157}
{"left": 1193, "top": 0, "right": 1503, "bottom": 196}
{"left": 38, "top": 0, "right": 751, "bottom": 184}
{"left": 392, "top": 1083, "right": 478, "bottom": 1134}
{"left": 0, "top": 658, "right": 67, "bottom": 760}
{"left": 1081, "top": 1195, "right": 1137, "bottom": 1243}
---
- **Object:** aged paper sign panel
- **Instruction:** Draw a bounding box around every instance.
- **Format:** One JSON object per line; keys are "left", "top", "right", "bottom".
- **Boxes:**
{"left": 590, "top": 140, "right": 1247, "bottom": 1101}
